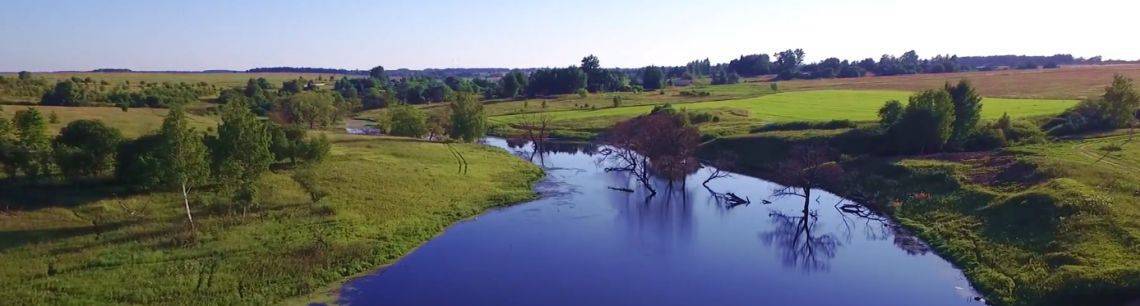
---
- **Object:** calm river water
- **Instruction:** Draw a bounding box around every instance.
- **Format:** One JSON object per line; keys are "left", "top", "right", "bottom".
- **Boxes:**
{"left": 338, "top": 138, "right": 982, "bottom": 306}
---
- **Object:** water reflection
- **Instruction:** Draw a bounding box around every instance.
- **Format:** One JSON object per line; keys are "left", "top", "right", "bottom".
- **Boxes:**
{"left": 338, "top": 138, "right": 980, "bottom": 306}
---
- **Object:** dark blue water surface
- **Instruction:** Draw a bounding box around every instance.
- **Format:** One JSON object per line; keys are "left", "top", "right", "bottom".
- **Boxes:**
{"left": 339, "top": 138, "right": 981, "bottom": 306}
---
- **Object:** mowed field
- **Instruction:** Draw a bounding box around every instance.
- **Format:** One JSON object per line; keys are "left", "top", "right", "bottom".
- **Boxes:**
{"left": 780, "top": 64, "right": 1140, "bottom": 100}
{"left": 0, "top": 105, "right": 217, "bottom": 138}
{"left": 491, "top": 90, "right": 1078, "bottom": 133}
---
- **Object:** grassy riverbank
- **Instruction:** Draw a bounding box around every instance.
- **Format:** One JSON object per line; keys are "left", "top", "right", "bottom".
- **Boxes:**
{"left": 702, "top": 130, "right": 1140, "bottom": 305}
{"left": 0, "top": 134, "right": 543, "bottom": 304}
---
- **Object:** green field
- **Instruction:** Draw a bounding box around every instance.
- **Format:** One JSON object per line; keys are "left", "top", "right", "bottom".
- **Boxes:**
{"left": 490, "top": 90, "right": 1078, "bottom": 138}
{"left": 0, "top": 105, "right": 217, "bottom": 138}
{"left": 882, "top": 134, "right": 1140, "bottom": 305}
{"left": 0, "top": 134, "right": 543, "bottom": 304}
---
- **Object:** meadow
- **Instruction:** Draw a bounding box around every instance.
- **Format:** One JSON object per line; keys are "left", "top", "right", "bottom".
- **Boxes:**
{"left": 0, "top": 133, "right": 543, "bottom": 304}
{"left": 0, "top": 105, "right": 217, "bottom": 138}
{"left": 490, "top": 90, "right": 1078, "bottom": 138}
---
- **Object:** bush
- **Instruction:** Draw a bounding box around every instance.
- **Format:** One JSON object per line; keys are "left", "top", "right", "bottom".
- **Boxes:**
{"left": 575, "top": 88, "right": 588, "bottom": 98}
{"left": 53, "top": 120, "right": 123, "bottom": 178}
{"left": 964, "top": 127, "right": 1007, "bottom": 151}
{"left": 387, "top": 105, "right": 428, "bottom": 138}
{"left": 685, "top": 111, "right": 719, "bottom": 124}
{"left": 886, "top": 90, "right": 955, "bottom": 154}
{"left": 678, "top": 89, "right": 710, "bottom": 97}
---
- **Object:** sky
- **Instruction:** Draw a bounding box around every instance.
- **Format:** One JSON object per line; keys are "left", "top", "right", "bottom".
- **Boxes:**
{"left": 1, "top": 0, "right": 1137, "bottom": 71}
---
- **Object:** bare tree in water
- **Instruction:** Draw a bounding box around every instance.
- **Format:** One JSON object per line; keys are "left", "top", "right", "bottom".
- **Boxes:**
{"left": 600, "top": 109, "right": 701, "bottom": 197}
{"left": 761, "top": 143, "right": 846, "bottom": 270}
{"left": 511, "top": 114, "right": 553, "bottom": 163}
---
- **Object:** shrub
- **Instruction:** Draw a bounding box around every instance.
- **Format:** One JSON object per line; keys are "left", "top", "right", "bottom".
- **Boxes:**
{"left": 678, "top": 89, "right": 710, "bottom": 97}
{"left": 53, "top": 120, "right": 123, "bottom": 178}
{"left": 387, "top": 105, "right": 428, "bottom": 138}
{"left": 575, "top": 88, "right": 588, "bottom": 98}
{"left": 878, "top": 100, "right": 904, "bottom": 129}
{"left": 964, "top": 127, "right": 1007, "bottom": 151}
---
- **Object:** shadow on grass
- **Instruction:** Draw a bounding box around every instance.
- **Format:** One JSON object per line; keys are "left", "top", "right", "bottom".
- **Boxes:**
{"left": 0, "top": 178, "right": 141, "bottom": 212}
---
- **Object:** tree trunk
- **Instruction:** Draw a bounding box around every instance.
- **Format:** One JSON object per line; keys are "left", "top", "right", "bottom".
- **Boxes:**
{"left": 182, "top": 180, "right": 195, "bottom": 230}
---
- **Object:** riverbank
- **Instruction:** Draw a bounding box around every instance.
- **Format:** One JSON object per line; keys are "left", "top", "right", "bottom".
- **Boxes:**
{"left": 0, "top": 134, "right": 543, "bottom": 304}
{"left": 700, "top": 129, "right": 1140, "bottom": 305}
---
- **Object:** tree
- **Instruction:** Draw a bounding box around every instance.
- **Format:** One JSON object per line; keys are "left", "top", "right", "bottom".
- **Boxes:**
{"left": 878, "top": 100, "right": 904, "bottom": 129}
{"left": 17, "top": 71, "right": 32, "bottom": 80}
{"left": 601, "top": 108, "right": 700, "bottom": 195}
{"left": 499, "top": 72, "right": 522, "bottom": 98}
{"left": 581, "top": 55, "right": 611, "bottom": 92}
{"left": 1101, "top": 74, "right": 1140, "bottom": 128}
{"left": 278, "top": 91, "right": 341, "bottom": 129}
{"left": 268, "top": 123, "right": 330, "bottom": 165}
{"left": 41, "top": 80, "right": 84, "bottom": 106}
{"left": 157, "top": 107, "right": 210, "bottom": 227}
{"left": 449, "top": 93, "right": 487, "bottom": 142}
{"left": 640, "top": 66, "right": 665, "bottom": 91}
{"left": 369, "top": 65, "right": 389, "bottom": 84}
{"left": 774, "top": 49, "right": 805, "bottom": 80}
{"left": 945, "top": 79, "right": 983, "bottom": 149}
{"left": 888, "top": 90, "right": 956, "bottom": 154}
{"left": 388, "top": 104, "right": 428, "bottom": 137}
{"left": 212, "top": 99, "right": 273, "bottom": 208}
{"left": 53, "top": 120, "right": 123, "bottom": 179}
{"left": 11, "top": 108, "right": 52, "bottom": 178}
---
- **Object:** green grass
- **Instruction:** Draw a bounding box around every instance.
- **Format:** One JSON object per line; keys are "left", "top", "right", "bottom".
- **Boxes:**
{"left": 0, "top": 105, "right": 218, "bottom": 138}
{"left": 702, "top": 130, "right": 1140, "bottom": 305}
{"left": 0, "top": 134, "right": 543, "bottom": 304}
{"left": 491, "top": 90, "right": 1078, "bottom": 139}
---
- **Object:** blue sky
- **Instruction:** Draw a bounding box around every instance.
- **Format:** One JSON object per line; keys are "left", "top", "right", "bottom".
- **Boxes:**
{"left": 1, "top": 0, "right": 1136, "bottom": 71}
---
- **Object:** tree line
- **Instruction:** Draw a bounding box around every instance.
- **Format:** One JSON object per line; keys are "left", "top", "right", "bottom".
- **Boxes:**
{"left": 0, "top": 102, "right": 330, "bottom": 225}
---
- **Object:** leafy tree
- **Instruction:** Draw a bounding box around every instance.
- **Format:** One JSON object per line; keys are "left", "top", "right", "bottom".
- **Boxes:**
{"left": 388, "top": 104, "right": 428, "bottom": 137}
{"left": 727, "top": 54, "right": 771, "bottom": 77}
{"left": 499, "top": 72, "right": 523, "bottom": 98}
{"left": 41, "top": 80, "right": 85, "bottom": 106}
{"left": 268, "top": 123, "right": 330, "bottom": 165}
{"left": 17, "top": 71, "right": 32, "bottom": 80}
{"left": 1101, "top": 74, "right": 1140, "bottom": 128}
{"left": 11, "top": 108, "right": 52, "bottom": 178}
{"left": 773, "top": 49, "right": 805, "bottom": 80}
{"left": 212, "top": 99, "right": 273, "bottom": 207}
{"left": 887, "top": 90, "right": 956, "bottom": 154}
{"left": 157, "top": 107, "right": 210, "bottom": 227}
{"left": 278, "top": 91, "right": 341, "bottom": 128}
{"left": 526, "top": 67, "right": 586, "bottom": 96}
{"left": 640, "top": 66, "right": 665, "bottom": 91}
{"left": 53, "top": 120, "right": 122, "bottom": 178}
{"left": 115, "top": 134, "right": 165, "bottom": 189}
{"left": 449, "top": 93, "right": 487, "bottom": 142}
{"left": 945, "top": 80, "right": 983, "bottom": 149}
{"left": 369, "top": 65, "right": 389, "bottom": 84}
{"left": 878, "top": 100, "right": 904, "bottom": 129}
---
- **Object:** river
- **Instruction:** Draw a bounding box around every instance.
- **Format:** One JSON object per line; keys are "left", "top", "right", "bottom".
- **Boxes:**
{"left": 338, "top": 137, "right": 982, "bottom": 305}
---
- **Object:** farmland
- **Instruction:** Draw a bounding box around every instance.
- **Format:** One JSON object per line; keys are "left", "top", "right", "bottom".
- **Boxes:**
{"left": 780, "top": 64, "right": 1140, "bottom": 100}
{"left": 489, "top": 90, "right": 1078, "bottom": 139}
